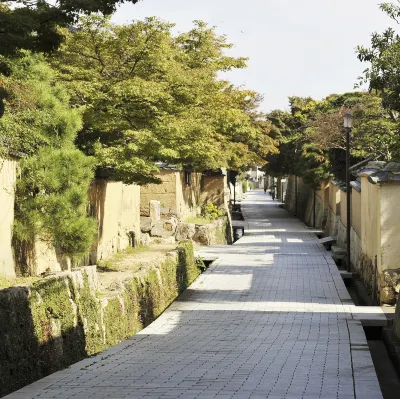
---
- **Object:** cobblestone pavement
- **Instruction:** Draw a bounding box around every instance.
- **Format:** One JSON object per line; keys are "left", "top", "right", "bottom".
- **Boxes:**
{"left": 6, "top": 191, "right": 383, "bottom": 399}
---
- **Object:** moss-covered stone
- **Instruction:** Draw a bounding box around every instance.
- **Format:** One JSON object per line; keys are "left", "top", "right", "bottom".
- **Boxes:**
{"left": 71, "top": 273, "right": 104, "bottom": 355}
{"left": 0, "top": 242, "right": 202, "bottom": 397}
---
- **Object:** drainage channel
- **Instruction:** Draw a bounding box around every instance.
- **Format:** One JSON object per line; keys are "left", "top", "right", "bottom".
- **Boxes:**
{"left": 318, "top": 237, "right": 400, "bottom": 398}
{"left": 343, "top": 275, "right": 400, "bottom": 398}
{"left": 231, "top": 203, "right": 245, "bottom": 242}
{"left": 364, "top": 326, "right": 400, "bottom": 398}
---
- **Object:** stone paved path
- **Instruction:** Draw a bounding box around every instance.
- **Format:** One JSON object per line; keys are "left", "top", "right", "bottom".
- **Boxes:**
{"left": 6, "top": 191, "right": 383, "bottom": 399}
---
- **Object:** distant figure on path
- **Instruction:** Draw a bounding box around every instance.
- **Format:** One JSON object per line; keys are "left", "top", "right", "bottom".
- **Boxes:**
{"left": 271, "top": 190, "right": 275, "bottom": 201}
{"left": 264, "top": 186, "right": 267, "bottom": 194}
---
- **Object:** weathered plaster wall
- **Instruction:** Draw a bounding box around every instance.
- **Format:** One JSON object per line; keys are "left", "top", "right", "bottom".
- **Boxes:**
{"left": 360, "top": 176, "right": 381, "bottom": 269}
{"left": 336, "top": 189, "right": 347, "bottom": 248}
{"left": 201, "top": 175, "right": 226, "bottom": 207}
{"left": 0, "top": 157, "right": 17, "bottom": 277}
{"left": 351, "top": 227, "right": 362, "bottom": 275}
{"left": 140, "top": 171, "right": 206, "bottom": 219}
{"left": 329, "top": 184, "right": 341, "bottom": 217}
{"left": 324, "top": 184, "right": 341, "bottom": 239}
{"left": 303, "top": 192, "right": 324, "bottom": 229}
{"left": 31, "top": 241, "right": 63, "bottom": 276}
{"left": 380, "top": 183, "right": 400, "bottom": 272}
{"left": 352, "top": 189, "right": 361, "bottom": 237}
{"left": 337, "top": 219, "right": 346, "bottom": 249}
{"left": 176, "top": 172, "right": 202, "bottom": 219}
{"left": 88, "top": 180, "right": 141, "bottom": 263}
{"left": 339, "top": 189, "right": 347, "bottom": 227}
{"left": 140, "top": 171, "right": 177, "bottom": 217}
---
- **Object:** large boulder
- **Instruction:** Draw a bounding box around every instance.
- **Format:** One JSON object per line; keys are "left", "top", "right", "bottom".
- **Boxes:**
{"left": 193, "top": 225, "right": 214, "bottom": 245}
{"left": 175, "top": 223, "right": 196, "bottom": 241}
{"left": 380, "top": 269, "right": 400, "bottom": 305}
{"left": 150, "top": 218, "right": 177, "bottom": 237}
{"left": 140, "top": 217, "right": 154, "bottom": 233}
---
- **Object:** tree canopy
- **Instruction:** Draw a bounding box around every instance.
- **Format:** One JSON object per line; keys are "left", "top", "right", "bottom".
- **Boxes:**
{"left": 52, "top": 15, "right": 277, "bottom": 183}
{"left": 264, "top": 91, "right": 400, "bottom": 186}
{"left": 357, "top": 1, "right": 400, "bottom": 116}
{"left": 0, "top": 52, "right": 96, "bottom": 262}
{"left": 0, "top": 1, "right": 140, "bottom": 58}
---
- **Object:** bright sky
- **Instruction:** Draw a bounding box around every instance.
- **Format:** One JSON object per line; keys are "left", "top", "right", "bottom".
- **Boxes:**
{"left": 112, "top": 0, "right": 397, "bottom": 113}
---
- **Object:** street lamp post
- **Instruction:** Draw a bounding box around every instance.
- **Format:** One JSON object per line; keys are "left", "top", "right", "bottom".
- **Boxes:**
{"left": 344, "top": 114, "right": 353, "bottom": 273}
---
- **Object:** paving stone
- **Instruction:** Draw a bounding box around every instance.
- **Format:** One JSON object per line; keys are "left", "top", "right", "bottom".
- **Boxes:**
{"left": 4, "top": 191, "right": 383, "bottom": 399}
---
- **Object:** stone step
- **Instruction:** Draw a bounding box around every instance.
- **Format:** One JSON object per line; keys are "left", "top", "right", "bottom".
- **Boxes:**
{"left": 351, "top": 306, "right": 388, "bottom": 327}
{"left": 340, "top": 270, "right": 353, "bottom": 279}
{"left": 331, "top": 245, "right": 347, "bottom": 260}
{"left": 318, "top": 236, "right": 337, "bottom": 245}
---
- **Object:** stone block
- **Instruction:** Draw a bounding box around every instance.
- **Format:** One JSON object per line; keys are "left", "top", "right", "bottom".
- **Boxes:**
{"left": 175, "top": 223, "right": 196, "bottom": 241}
{"left": 140, "top": 233, "right": 151, "bottom": 247}
{"left": 351, "top": 306, "right": 388, "bottom": 327}
{"left": 149, "top": 200, "right": 161, "bottom": 221}
{"left": 151, "top": 236, "right": 176, "bottom": 245}
{"left": 318, "top": 236, "right": 336, "bottom": 245}
{"left": 140, "top": 217, "right": 154, "bottom": 233}
{"left": 331, "top": 245, "right": 346, "bottom": 260}
{"left": 193, "top": 225, "right": 213, "bottom": 245}
{"left": 150, "top": 218, "right": 177, "bottom": 237}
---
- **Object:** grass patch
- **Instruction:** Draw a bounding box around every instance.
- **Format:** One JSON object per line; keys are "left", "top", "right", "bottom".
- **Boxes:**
{"left": 0, "top": 275, "right": 40, "bottom": 289}
{"left": 97, "top": 245, "right": 148, "bottom": 272}
{"left": 185, "top": 216, "right": 213, "bottom": 225}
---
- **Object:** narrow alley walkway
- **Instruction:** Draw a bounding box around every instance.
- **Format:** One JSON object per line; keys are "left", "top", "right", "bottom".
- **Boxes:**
{"left": 6, "top": 191, "right": 383, "bottom": 399}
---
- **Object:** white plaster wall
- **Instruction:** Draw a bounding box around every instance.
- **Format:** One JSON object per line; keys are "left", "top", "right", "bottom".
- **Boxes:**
{"left": 0, "top": 157, "right": 17, "bottom": 277}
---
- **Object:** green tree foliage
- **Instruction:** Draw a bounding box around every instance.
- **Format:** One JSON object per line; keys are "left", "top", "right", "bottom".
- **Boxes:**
{"left": 0, "top": 53, "right": 96, "bottom": 261}
{"left": 0, "top": 1, "right": 140, "bottom": 58}
{"left": 14, "top": 148, "right": 97, "bottom": 259}
{"left": 52, "top": 16, "right": 277, "bottom": 184}
{"left": 306, "top": 92, "right": 400, "bottom": 161}
{"left": 357, "top": 1, "right": 400, "bottom": 115}
{"left": 264, "top": 91, "right": 400, "bottom": 186}
{"left": 0, "top": 1, "right": 141, "bottom": 114}
{"left": 0, "top": 52, "right": 82, "bottom": 154}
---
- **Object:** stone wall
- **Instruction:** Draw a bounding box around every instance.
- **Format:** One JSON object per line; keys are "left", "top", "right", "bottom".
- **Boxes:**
{"left": 88, "top": 180, "right": 141, "bottom": 264}
{"left": 140, "top": 170, "right": 177, "bottom": 217}
{"left": 0, "top": 242, "right": 201, "bottom": 397}
{"left": 201, "top": 175, "right": 227, "bottom": 207}
{"left": 0, "top": 157, "right": 18, "bottom": 277}
{"left": 140, "top": 170, "right": 203, "bottom": 219}
{"left": 176, "top": 171, "right": 202, "bottom": 219}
